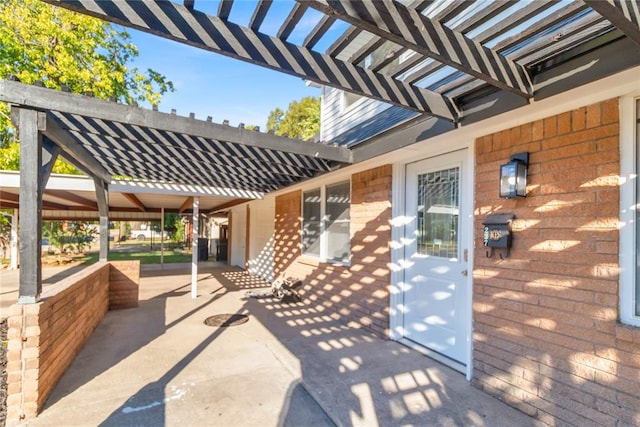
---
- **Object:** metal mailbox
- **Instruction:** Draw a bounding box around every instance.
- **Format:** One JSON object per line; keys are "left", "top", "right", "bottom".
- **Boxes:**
{"left": 482, "top": 214, "right": 515, "bottom": 258}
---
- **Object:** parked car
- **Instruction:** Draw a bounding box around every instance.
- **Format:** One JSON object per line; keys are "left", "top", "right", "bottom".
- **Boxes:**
{"left": 129, "top": 229, "right": 169, "bottom": 241}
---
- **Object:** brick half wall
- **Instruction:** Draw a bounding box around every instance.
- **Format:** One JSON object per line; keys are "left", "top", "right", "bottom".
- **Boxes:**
{"left": 6, "top": 260, "right": 140, "bottom": 424}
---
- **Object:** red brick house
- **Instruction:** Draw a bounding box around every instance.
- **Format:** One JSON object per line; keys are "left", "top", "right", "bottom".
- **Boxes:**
{"left": 6, "top": 1, "right": 640, "bottom": 425}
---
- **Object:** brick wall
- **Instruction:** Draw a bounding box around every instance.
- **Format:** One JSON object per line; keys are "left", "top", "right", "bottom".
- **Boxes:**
{"left": 6, "top": 261, "right": 140, "bottom": 424}
{"left": 473, "top": 98, "right": 640, "bottom": 425}
{"left": 274, "top": 165, "right": 392, "bottom": 336}
{"left": 109, "top": 260, "right": 140, "bottom": 309}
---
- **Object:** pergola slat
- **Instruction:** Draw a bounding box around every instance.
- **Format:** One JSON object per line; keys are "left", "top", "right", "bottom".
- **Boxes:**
{"left": 52, "top": 111, "right": 331, "bottom": 175}
{"left": 249, "top": 0, "right": 273, "bottom": 31}
{"left": 585, "top": 0, "right": 640, "bottom": 48}
{"left": 452, "top": 1, "right": 518, "bottom": 34}
{"left": 493, "top": 2, "right": 590, "bottom": 53}
{"left": 217, "top": 0, "right": 233, "bottom": 21}
{"left": 304, "top": 0, "right": 533, "bottom": 98}
{"left": 41, "top": 1, "right": 456, "bottom": 120}
{"left": 41, "top": 114, "right": 112, "bottom": 183}
{"left": 326, "top": 25, "right": 361, "bottom": 57}
{"left": 472, "top": 0, "right": 559, "bottom": 45}
{"left": 303, "top": 14, "right": 337, "bottom": 49}
{"left": 277, "top": 2, "right": 308, "bottom": 40}
{"left": 62, "top": 126, "right": 317, "bottom": 187}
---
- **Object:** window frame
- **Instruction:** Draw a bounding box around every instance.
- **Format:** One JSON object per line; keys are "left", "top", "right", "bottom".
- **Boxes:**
{"left": 620, "top": 93, "right": 640, "bottom": 327}
{"left": 301, "top": 180, "right": 351, "bottom": 265}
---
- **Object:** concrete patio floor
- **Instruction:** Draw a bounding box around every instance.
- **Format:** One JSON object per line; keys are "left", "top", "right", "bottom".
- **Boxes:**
{"left": 6, "top": 265, "right": 545, "bottom": 427}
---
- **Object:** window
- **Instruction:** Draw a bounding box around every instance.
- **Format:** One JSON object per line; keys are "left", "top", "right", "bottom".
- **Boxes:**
{"left": 302, "top": 181, "right": 351, "bottom": 263}
{"left": 342, "top": 91, "right": 362, "bottom": 111}
{"left": 620, "top": 95, "right": 640, "bottom": 326}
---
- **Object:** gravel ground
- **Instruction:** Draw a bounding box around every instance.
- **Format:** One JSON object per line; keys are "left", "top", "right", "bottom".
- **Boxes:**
{"left": 0, "top": 318, "right": 7, "bottom": 427}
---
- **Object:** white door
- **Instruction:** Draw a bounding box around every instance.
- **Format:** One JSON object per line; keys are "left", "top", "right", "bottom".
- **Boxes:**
{"left": 402, "top": 149, "right": 470, "bottom": 366}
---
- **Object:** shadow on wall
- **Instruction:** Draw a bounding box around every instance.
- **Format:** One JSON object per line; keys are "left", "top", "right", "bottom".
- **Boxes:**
{"left": 472, "top": 99, "right": 640, "bottom": 425}
{"left": 273, "top": 166, "right": 393, "bottom": 338}
{"left": 248, "top": 235, "right": 275, "bottom": 283}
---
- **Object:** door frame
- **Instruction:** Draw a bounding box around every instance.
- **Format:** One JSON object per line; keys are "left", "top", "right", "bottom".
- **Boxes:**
{"left": 390, "top": 144, "right": 474, "bottom": 380}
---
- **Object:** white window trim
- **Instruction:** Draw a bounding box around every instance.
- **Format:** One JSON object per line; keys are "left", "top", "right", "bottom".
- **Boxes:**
{"left": 620, "top": 93, "right": 640, "bottom": 327}
{"left": 301, "top": 180, "right": 351, "bottom": 265}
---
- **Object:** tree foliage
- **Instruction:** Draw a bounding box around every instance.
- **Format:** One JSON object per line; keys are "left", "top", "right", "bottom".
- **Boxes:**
{"left": 0, "top": 0, "right": 174, "bottom": 171}
{"left": 266, "top": 96, "right": 320, "bottom": 140}
{"left": 43, "top": 221, "right": 96, "bottom": 255}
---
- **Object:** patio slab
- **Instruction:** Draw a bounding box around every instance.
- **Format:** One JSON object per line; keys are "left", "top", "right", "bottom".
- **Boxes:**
{"left": 12, "top": 265, "right": 544, "bottom": 427}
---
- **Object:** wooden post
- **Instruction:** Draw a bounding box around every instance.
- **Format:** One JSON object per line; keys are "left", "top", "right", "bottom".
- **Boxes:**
{"left": 93, "top": 177, "right": 109, "bottom": 262}
{"left": 191, "top": 196, "right": 199, "bottom": 299}
{"left": 9, "top": 209, "right": 18, "bottom": 270}
{"left": 17, "top": 108, "right": 44, "bottom": 303}
{"left": 160, "top": 207, "right": 165, "bottom": 268}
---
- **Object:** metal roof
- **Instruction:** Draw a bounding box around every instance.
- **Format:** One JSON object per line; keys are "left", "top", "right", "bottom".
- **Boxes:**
{"left": 4, "top": 0, "right": 640, "bottom": 199}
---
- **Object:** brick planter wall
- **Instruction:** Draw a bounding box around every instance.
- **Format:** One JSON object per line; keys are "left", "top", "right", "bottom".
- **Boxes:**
{"left": 5, "top": 260, "right": 140, "bottom": 424}
{"left": 274, "top": 165, "right": 393, "bottom": 337}
{"left": 473, "top": 98, "right": 640, "bottom": 425}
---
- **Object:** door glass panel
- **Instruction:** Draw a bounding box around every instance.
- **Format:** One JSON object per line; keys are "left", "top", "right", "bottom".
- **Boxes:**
{"left": 417, "top": 167, "right": 459, "bottom": 258}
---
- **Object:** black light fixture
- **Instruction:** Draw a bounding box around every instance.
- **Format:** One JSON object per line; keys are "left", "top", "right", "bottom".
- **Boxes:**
{"left": 500, "top": 152, "right": 529, "bottom": 199}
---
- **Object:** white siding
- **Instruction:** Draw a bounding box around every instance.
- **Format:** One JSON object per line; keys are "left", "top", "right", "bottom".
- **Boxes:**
{"left": 320, "top": 86, "right": 393, "bottom": 142}
{"left": 247, "top": 197, "right": 275, "bottom": 282}
{"left": 229, "top": 205, "right": 246, "bottom": 268}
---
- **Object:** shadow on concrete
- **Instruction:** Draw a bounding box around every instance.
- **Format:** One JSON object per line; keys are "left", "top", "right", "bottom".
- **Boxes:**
{"left": 41, "top": 266, "right": 227, "bottom": 410}
{"left": 238, "top": 272, "right": 542, "bottom": 427}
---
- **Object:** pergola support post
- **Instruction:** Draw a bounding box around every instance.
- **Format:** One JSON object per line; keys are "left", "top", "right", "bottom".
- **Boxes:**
{"left": 160, "top": 207, "right": 165, "bottom": 268}
{"left": 93, "top": 177, "right": 109, "bottom": 262}
{"left": 9, "top": 209, "right": 18, "bottom": 270}
{"left": 17, "top": 109, "right": 46, "bottom": 303}
{"left": 191, "top": 197, "right": 199, "bottom": 299}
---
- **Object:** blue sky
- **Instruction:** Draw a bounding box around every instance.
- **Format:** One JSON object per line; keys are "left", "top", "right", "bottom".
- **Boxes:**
{"left": 129, "top": 30, "right": 321, "bottom": 130}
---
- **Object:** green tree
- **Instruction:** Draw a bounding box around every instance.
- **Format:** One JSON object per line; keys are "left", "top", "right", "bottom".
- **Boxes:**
{"left": 266, "top": 97, "right": 320, "bottom": 140}
{"left": 0, "top": 0, "right": 174, "bottom": 171}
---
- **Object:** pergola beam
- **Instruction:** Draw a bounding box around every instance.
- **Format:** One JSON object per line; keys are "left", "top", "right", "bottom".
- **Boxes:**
{"left": 304, "top": 0, "right": 533, "bottom": 98}
{"left": 0, "top": 191, "right": 68, "bottom": 211}
{"left": 179, "top": 196, "right": 195, "bottom": 214}
{"left": 45, "top": 189, "right": 98, "bottom": 209}
{"left": 122, "top": 193, "right": 147, "bottom": 212}
{"left": 40, "top": 1, "right": 456, "bottom": 120}
{"left": 585, "top": 0, "right": 640, "bottom": 48}
{"left": 0, "top": 79, "right": 352, "bottom": 164}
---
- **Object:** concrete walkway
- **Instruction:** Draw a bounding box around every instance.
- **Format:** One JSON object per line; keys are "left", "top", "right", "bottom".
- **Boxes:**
{"left": 10, "top": 265, "right": 544, "bottom": 427}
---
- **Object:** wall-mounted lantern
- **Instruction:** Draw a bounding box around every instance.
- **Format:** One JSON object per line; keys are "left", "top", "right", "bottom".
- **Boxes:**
{"left": 499, "top": 152, "right": 529, "bottom": 199}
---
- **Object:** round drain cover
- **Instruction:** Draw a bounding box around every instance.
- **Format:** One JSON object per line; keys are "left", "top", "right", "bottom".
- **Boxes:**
{"left": 204, "top": 314, "right": 249, "bottom": 327}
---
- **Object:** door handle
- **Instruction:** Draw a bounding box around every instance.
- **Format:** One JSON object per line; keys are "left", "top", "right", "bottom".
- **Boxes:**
{"left": 461, "top": 269, "right": 468, "bottom": 276}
